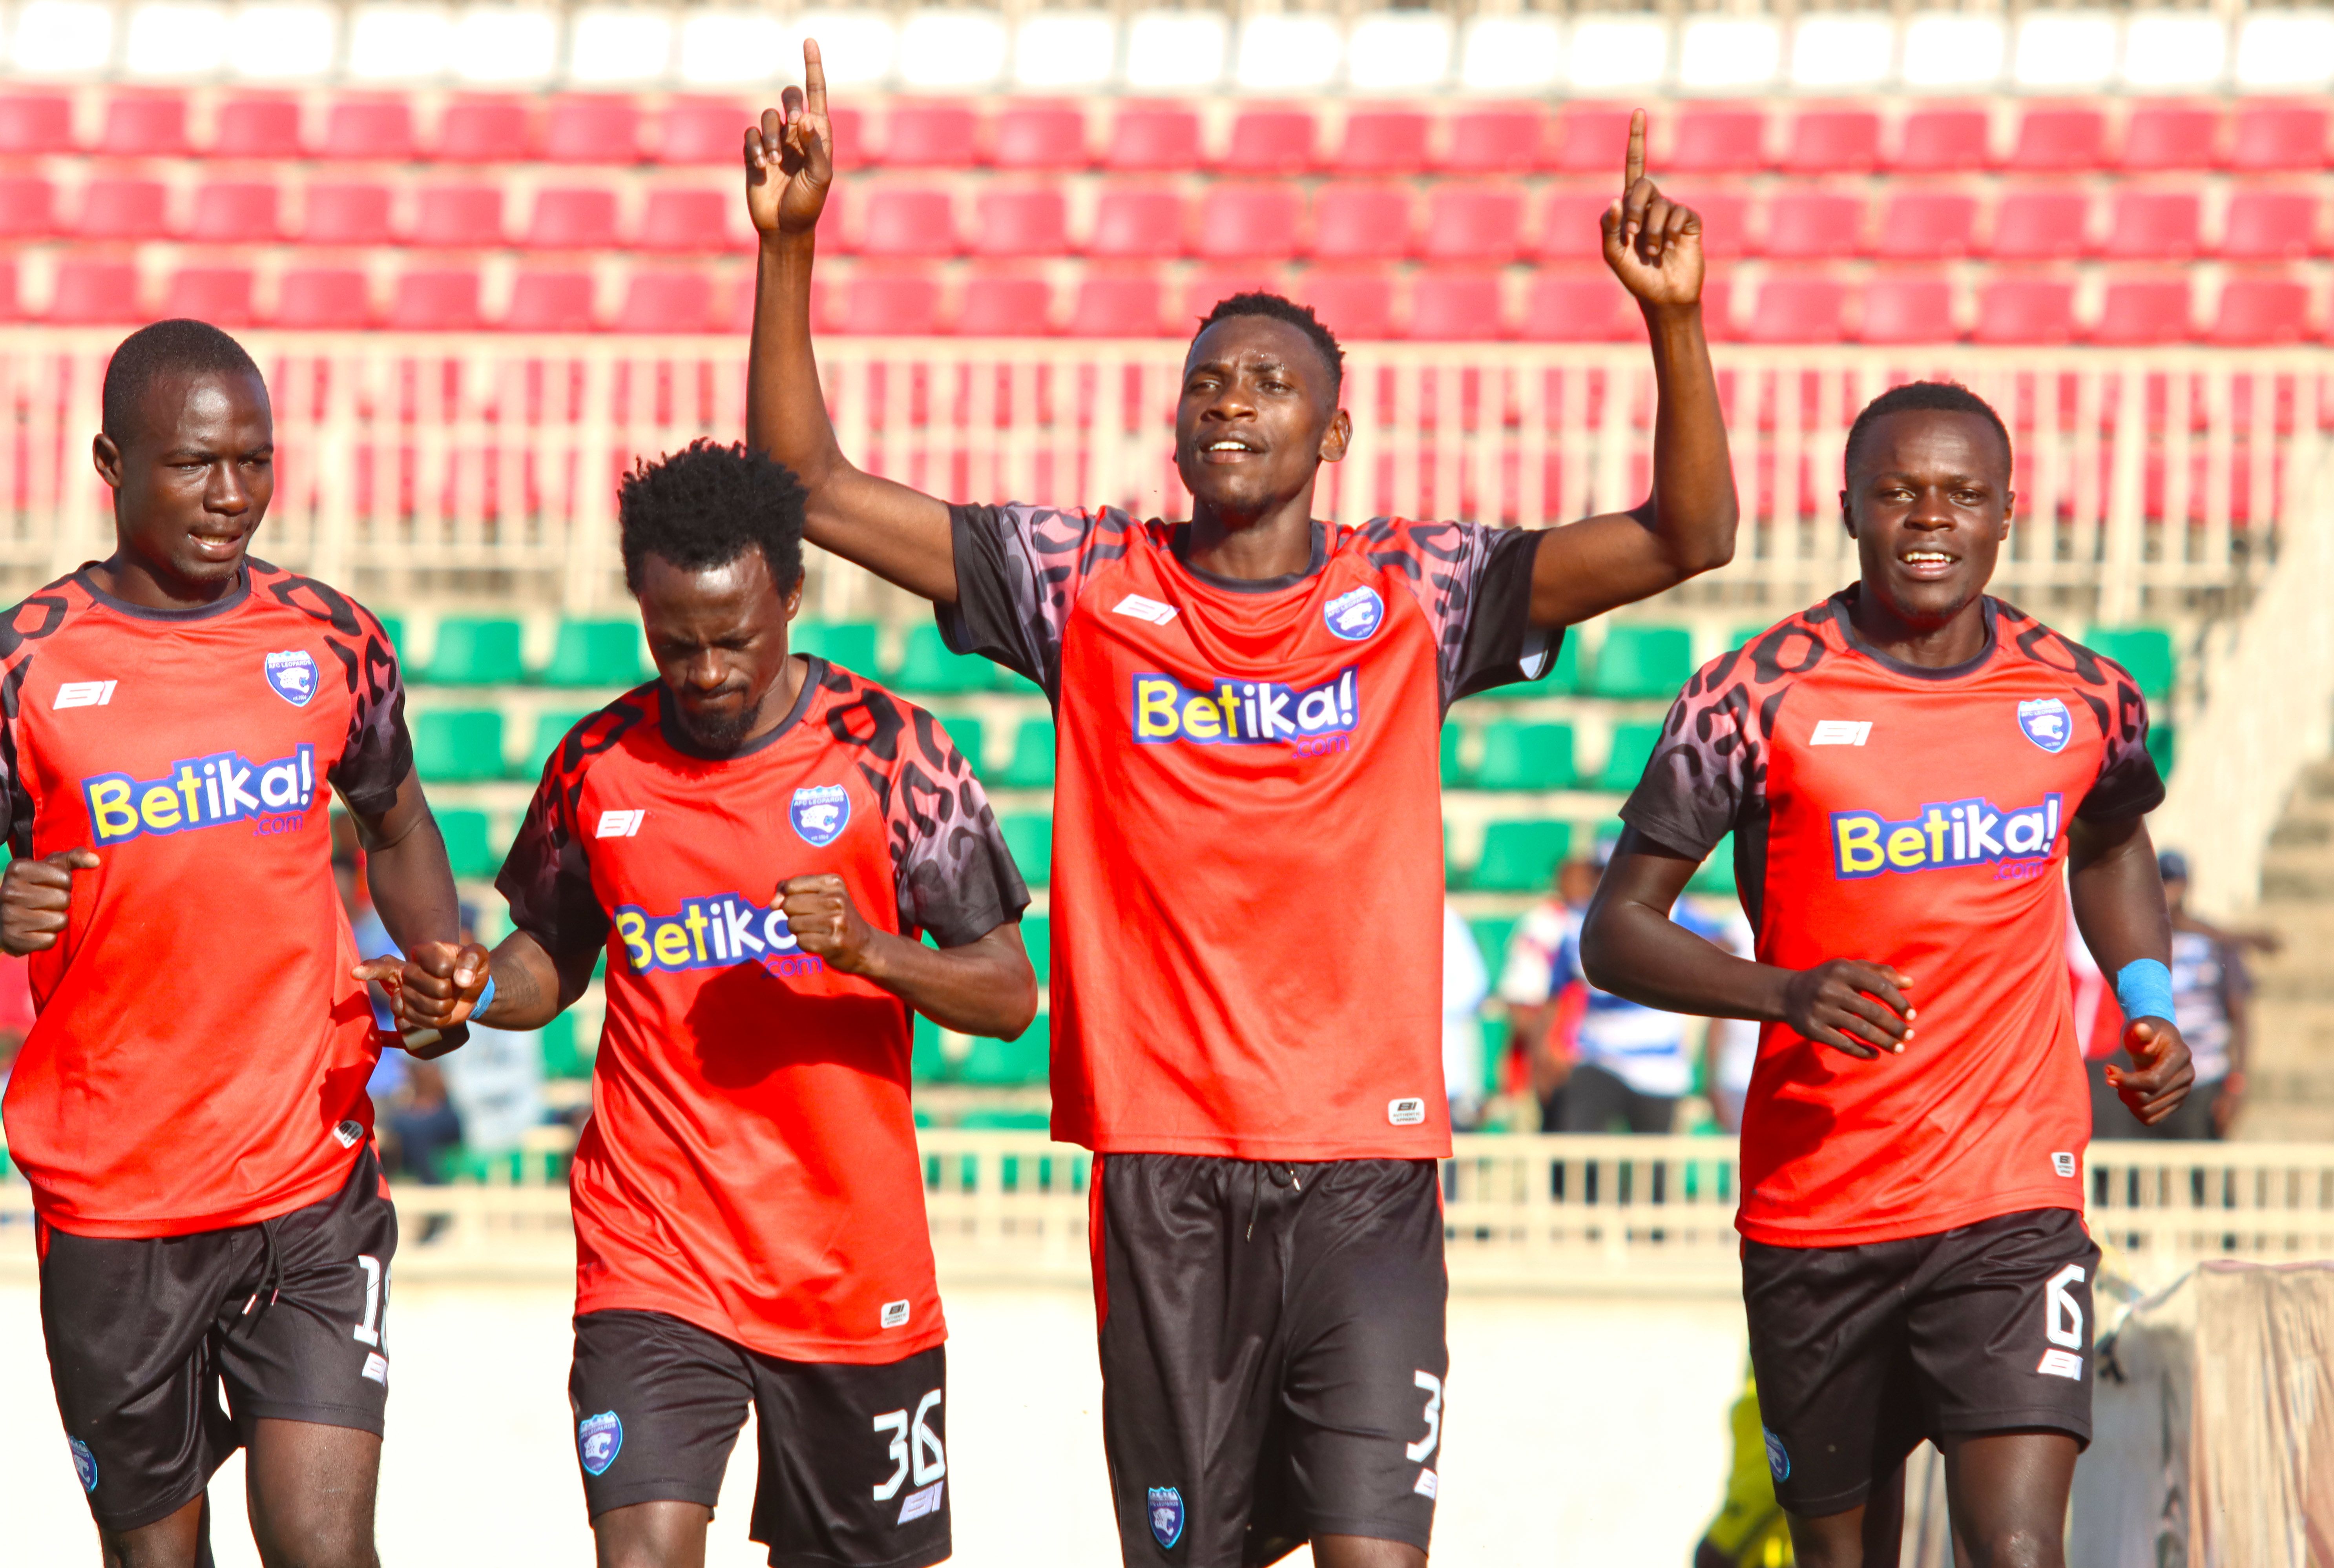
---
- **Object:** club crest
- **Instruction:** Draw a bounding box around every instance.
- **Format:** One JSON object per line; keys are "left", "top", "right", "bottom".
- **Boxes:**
{"left": 790, "top": 785, "right": 851, "bottom": 848}
{"left": 1147, "top": 1486, "right": 1186, "bottom": 1549}
{"left": 69, "top": 1436, "right": 97, "bottom": 1493}
{"left": 578, "top": 1411, "right": 623, "bottom": 1476}
{"left": 1323, "top": 585, "right": 1385, "bottom": 642}
{"left": 263, "top": 649, "right": 319, "bottom": 708}
{"left": 2017, "top": 697, "right": 2073, "bottom": 754}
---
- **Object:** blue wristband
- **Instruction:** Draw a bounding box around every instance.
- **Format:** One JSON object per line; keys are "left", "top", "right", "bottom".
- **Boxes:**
{"left": 2115, "top": 959, "right": 2173, "bottom": 1024}
{"left": 472, "top": 974, "right": 496, "bottom": 1021}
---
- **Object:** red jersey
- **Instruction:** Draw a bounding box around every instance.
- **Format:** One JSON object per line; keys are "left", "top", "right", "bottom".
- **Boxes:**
{"left": 942, "top": 505, "right": 1545, "bottom": 1160}
{"left": 1622, "top": 591, "right": 2164, "bottom": 1247}
{"left": 0, "top": 562, "right": 409, "bottom": 1237}
{"left": 498, "top": 661, "right": 1027, "bottom": 1362}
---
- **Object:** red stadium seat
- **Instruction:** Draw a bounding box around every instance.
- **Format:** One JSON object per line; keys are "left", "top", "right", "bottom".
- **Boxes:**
{"left": 1779, "top": 111, "right": 1880, "bottom": 175}
{"left": 410, "top": 184, "right": 505, "bottom": 248}
{"left": 858, "top": 187, "right": 959, "bottom": 258}
{"left": 1668, "top": 109, "right": 1766, "bottom": 174}
{"left": 1105, "top": 105, "right": 1202, "bottom": 172}
{"left": 832, "top": 269, "right": 943, "bottom": 334}
{"left": 1892, "top": 111, "right": 1989, "bottom": 173}
{"left": 1858, "top": 274, "right": 1957, "bottom": 343}
{"left": 1440, "top": 108, "right": 1546, "bottom": 174}
{"left": 0, "top": 177, "right": 57, "bottom": 239}
{"left": 2005, "top": 109, "right": 2106, "bottom": 172}
{"left": 0, "top": 261, "right": 18, "bottom": 321}
{"left": 2119, "top": 105, "right": 2219, "bottom": 171}
{"left": 653, "top": 100, "right": 747, "bottom": 166}
{"left": 1759, "top": 191, "right": 1864, "bottom": 259}
{"left": 303, "top": 182, "right": 395, "bottom": 245}
{"left": 1516, "top": 272, "right": 1635, "bottom": 341}
{"left": 274, "top": 267, "right": 371, "bottom": 328}
{"left": 885, "top": 103, "right": 978, "bottom": 169}
{"left": 524, "top": 187, "right": 620, "bottom": 250}
{"left": 1219, "top": 109, "right": 1316, "bottom": 175}
{"left": 318, "top": 98, "right": 416, "bottom": 161}
{"left": 48, "top": 259, "right": 142, "bottom": 323}
{"left": 1310, "top": 183, "right": 1412, "bottom": 262}
{"left": 1532, "top": 189, "right": 1619, "bottom": 264}
{"left": 2089, "top": 280, "right": 2194, "bottom": 345}
{"left": 1067, "top": 271, "right": 1166, "bottom": 336}
{"left": 989, "top": 102, "right": 1089, "bottom": 170}
{"left": 1195, "top": 184, "right": 1303, "bottom": 261}
{"left": 2208, "top": 278, "right": 2312, "bottom": 346}
{"left": 1972, "top": 277, "right": 2076, "bottom": 345}
{"left": 970, "top": 187, "right": 1068, "bottom": 259}
{"left": 162, "top": 266, "right": 255, "bottom": 325}
{"left": 1407, "top": 272, "right": 1506, "bottom": 341}
{"left": 2100, "top": 190, "right": 2201, "bottom": 261}
{"left": 1296, "top": 266, "right": 1395, "bottom": 341}
{"left": 1987, "top": 188, "right": 2089, "bottom": 260}
{"left": 2219, "top": 191, "right": 2319, "bottom": 261}
{"left": 2229, "top": 105, "right": 2327, "bottom": 173}
{"left": 541, "top": 97, "right": 640, "bottom": 165}
{"left": 957, "top": 272, "right": 1054, "bottom": 335}
{"left": 1743, "top": 275, "right": 1846, "bottom": 343}
{"left": 435, "top": 97, "right": 533, "bottom": 162}
{"left": 611, "top": 270, "right": 716, "bottom": 333}
{"left": 99, "top": 94, "right": 189, "bottom": 157}
{"left": 1551, "top": 106, "right": 1633, "bottom": 174}
{"left": 1332, "top": 111, "right": 1429, "bottom": 176}
{"left": 387, "top": 270, "right": 484, "bottom": 331}
{"left": 504, "top": 269, "right": 597, "bottom": 332}
{"left": 635, "top": 188, "right": 735, "bottom": 253}
{"left": 1872, "top": 190, "right": 1977, "bottom": 261}
{"left": 1179, "top": 268, "right": 1282, "bottom": 325}
{"left": 1088, "top": 187, "right": 1185, "bottom": 257}
{"left": 0, "top": 94, "right": 76, "bottom": 155}
{"left": 1421, "top": 185, "right": 1524, "bottom": 265}
{"left": 77, "top": 179, "right": 171, "bottom": 242}
{"left": 1662, "top": 188, "right": 1748, "bottom": 260}
{"left": 186, "top": 181, "right": 282, "bottom": 243}
{"left": 212, "top": 97, "right": 301, "bottom": 159}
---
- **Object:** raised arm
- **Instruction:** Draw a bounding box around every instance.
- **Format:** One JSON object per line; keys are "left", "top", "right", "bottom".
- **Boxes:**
{"left": 745, "top": 40, "right": 959, "bottom": 603}
{"left": 1524, "top": 110, "right": 1738, "bottom": 627}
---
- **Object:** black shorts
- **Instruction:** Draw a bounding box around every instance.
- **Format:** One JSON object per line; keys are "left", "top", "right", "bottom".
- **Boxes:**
{"left": 1091, "top": 1153, "right": 1448, "bottom": 1568}
{"left": 569, "top": 1308, "right": 950, "bottom": 1568}
{"left": 1743, "top": 1206, "right": 2100, "bottom": 1517}
{"left": 38, "top": 1148, "right": 397, "bottom": 1533}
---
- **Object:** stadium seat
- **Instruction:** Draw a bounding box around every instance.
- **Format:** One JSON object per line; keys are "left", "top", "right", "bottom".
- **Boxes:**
{"left": 894, "top": 625, "right": 995, "bottom": 693}
{"left": 162, "top": 267, "right": 255, "bottom": 326}
{"left": 186, "top": 181, "right": 281, "bottom": 243}
{"left": 303, "top": 182, "right": 395, "bottom": 246}
{"left": 971, "top": 187, "right": 1068, "bottom": 258}
{"left": 47, "top": 261, "right": 141, "bottom": 324}
{"left": 411, "top": 184, "right": 506, "bottom": 248}
{"left": 436, "top": 809, "right": 501, "bottom": 880}
{"left": 2218, "top": 191, "right": 2318, "bottom": 261}
{"left": 2089, "top": 281, "right": 2194, "bottom": 346}
{"left": 1067, "top": 273, "right": 1166, "bottom": 336}
{"left": 0, "top": 177, "right": 56, "bottom": 239}
{"left": 822, "top": 107, "right": 866, "bottom": 168}
{"left": 1310, "top": 183, "right": 1412, "bottom": 261}
{"left": 1892, "top": 110, "right": 1989, "bottom": 173}
{"left": 2084, "top": 627, "right": 2175, "bottom": 700}
{"left": 1689, "top": 835, "right": 1736, "bottom": 896}
{"left": 422, "top": 618, "right": 525, "bottom": 684}
{"left": 2005, "top": 109, "right": 2106, "bottom": 173}
{"left": 435, "top": 97, "right": 533, "bottom": 162}
{"left": 1972, "top": 277, "right": 2077, "bottom": 345}
{"left": 2148, "top": 724, "right": 2175, "bottom": 779}
{"left": 938, "top": 717, "right": 985, "bottom": 773}
{"left": 1021, "top": 914, "right": 1049, "bottom": 985}
{"left": 1743, "top": 275, "right": 1847, "bottom": 343}
{"left": 999, "top": 813, "right": 1052, "bottom": 887}
{"left": 1858, "top": 275, "right": 1957, "bottom": 344}
{"left": 318, "top": 98, "right": 416, "bottom": 161}
{"left": 541, "top": 98, "right": 640, "bottom": 164}
{"left": 635, "top": 189, "right": 734, "bottom": 253}
{"left": 1181, "top": 268, "right": 1281, "bottom": 326}
{"left": 1663, "top": 188, "right": 1748, "bottom": 261}
{"left": 1104, "top": 105, "right": 1202, "bottom": 171}
{"left": 2229, "top": 105, "right": 2327, "bottom": 172}
{"left": 2100, "top": 191, "right": 2201, "bottom": 261}
{"left": 1780, "top": 110, "right": 1880, "bottom": 175}
{"left": 412, "top": 709, "right": 506, "bottom": 783}
{"left": 1332, "top": 110, "right": 1429, "bottom": 176}
{"left": 2208, "top": 279, "right": 2313, "bottom": 346}
{"left": 1552, "top": 107, "right": 1633, "bottom": 174}
{"left": 1592, "top": 625, "right": 1693, "bottom": 699}
{"left": 1439, "top": 722, "right": 1468, "bottom": 786}
{"left": 998, "top": 718, "right": 1055, "bottom": 789}
{"left": 1298, "top": 268, "right": 1395, "bottom": 341}
{"left": 989, "top": 102, "right": 1088, "bottom": 170}
{"left": 2119, "top": 105, "right": 2219, "bottom": 171}
{"left": 0, "top": 94, "right": 74, "bottom": 155}
{"left": 505, "top": 270, "right": 597, "bottom": 332}
{"left": 859, "top": 188, "right": 959, "bottom": 258}
{"left": 960, "top": 1020, "right": 1048, "bottom": 1086}
{"left": 1467, "top": 917, "right": 1518, "bottom": 981}
{"left": 1597, "top": 721, "right": 1664, "bottom": 792}
{"left": 1475, "top": 721, "right": 1575, "bottom": 791}
{"left": 99, "top": 94, "right": 188, "bottom": 156}
{"left": 212, "top": 97, "right": 302, "bottom": 159}
{"left": 538, "top": 1010, "right": 588, "bottom": 1079}
{"left": 1219, "top": 109, "right": 1316, "bottom": 175}
{"left": 1759, "top": 192, "right": 1864, "bottom": 259}
{"left": 957, "top": 273, "right": 1054, "bottom": 335}
{"left": 653, "top": 99, "right": 747, "bottom": 165}
{"left": 1668, "top": 109, "right": 1766, "bottom": 174}
{"left": 525, "top": 187, "right": 619, "bottom": 250}
{"left": 1467, "top": 821, "right": 1572, "bottom": 893}
{"left": 1421, "top": 185, "right": 1524, "bottom": 265}
{"left": 1872, "top": 191, "right": 1978, "bottom": 261}
{"left": 387, "top": 270, "right": 484, "bottom": 331}
{"left": 1516, "top": 272, "right": 1635, "bottom": 342}
{"left": 885, "top": 102, "right": 978, "bottom": 168}
{"left": 543, "top": 619, "right": 645, "bottom": 686}
{"left": 1988, "top": 189, "right": 2089, "bottom": 260}
{"left": 1408, "top": 272, "right": 1506, "bottom": 341}
{"left": 911, "top": 1014, "right": 947, "bottom": 1085}
{"left": 1440, "top": 108, "right": 1546, "bottom": 174}
{"left": 274, "top": 268, "right": 371, "bottom": 328}
{"left": 1195, "top": 184, "right": 1304, "bottom": 261}
{"left": 831, "top": 270, "right": 943, "bottom": 335}
{"left": 792, "top": 620, "right": 880, "bottom": 673}
{"left": 1086, "top": 187, "right": 1186, "bottom": 257}
{"left": 77, "top": 179, "right": 170, "bottom": 242}
{"left": 1532, "top": 189, "right": 1623, "bottom": 264}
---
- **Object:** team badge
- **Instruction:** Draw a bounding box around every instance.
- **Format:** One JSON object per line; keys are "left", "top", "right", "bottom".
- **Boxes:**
{"left": 790, "top": 785, "right": 851, "bottom": 847}
{"left": 1762, "top": 1426, "right": 1790, "bottom": 1482}
{"left": 2017, "top": 698, "right": 2072, "bottom": 754}
{"left": 1147, "top": 1486, "right": 1186, "bottom": 1549}
{"left": 578, "top": 1411, "right": 623, "bottom": 1475}
{"left": 1323, "top": 585, "right": 1385, "bottom": 642}
{"left": 263, "top": 649, "right": 319, "bottom": 708}
{"left": 69, "top": 1436, "right": 97, "bottom": 1493}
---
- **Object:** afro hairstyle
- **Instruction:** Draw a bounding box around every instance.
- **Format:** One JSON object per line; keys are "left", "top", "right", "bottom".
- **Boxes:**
{"left": 617, "top": 438, "right": 808, "bottom": 594}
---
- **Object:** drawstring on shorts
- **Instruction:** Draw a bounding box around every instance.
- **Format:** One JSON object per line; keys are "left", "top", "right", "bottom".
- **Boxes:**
{"left": 241, "top": 1218, "right": 285, "bottom": 1326}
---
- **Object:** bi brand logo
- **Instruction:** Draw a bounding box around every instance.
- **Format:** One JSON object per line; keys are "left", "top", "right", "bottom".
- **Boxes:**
{"left": 84, "top": 744, "right": 319, "bottom": 846}
{"left": 614, "top": 892, "right": 824, "bottom": 979}
{"left": 1832, "top": 793, "right": 2064, "bottom": 879}
{"left": 1132, "top": 668, "right": 1360, "bottom": 750}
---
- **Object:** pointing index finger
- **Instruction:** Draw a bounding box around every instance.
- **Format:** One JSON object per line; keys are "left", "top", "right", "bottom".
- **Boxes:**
{"left": 1624, "top": 108, "right": 1646, "bottom": 190}
{"left": 803, "top": 37, "right": 827, "bottom": 118}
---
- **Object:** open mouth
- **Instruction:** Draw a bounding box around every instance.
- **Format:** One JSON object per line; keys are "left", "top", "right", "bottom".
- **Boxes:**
{"left": 1199, "top": 437, "right": 1260, "bottom": 463}
{"left": 186, "top": 529, "right": 248, "bottom": 561}
{"left": 1899, "top": 549, "right": 1958, "bottom": 578}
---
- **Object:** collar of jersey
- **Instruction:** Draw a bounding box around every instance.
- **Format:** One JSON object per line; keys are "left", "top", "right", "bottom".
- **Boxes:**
{"left": 73, "top": 562, "right": 251, "bottom": 622}
{"left": 1163, "top": 520, "right": 1329, "bottom": 594}
{"left": 654, "top": 655, "right": 826, "bottom": 763}
{"left": 1829, "top": 587, "right": 1999, "bottom": 682}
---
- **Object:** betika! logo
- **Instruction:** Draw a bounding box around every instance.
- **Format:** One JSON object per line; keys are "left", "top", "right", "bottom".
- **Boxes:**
{"left": 84, "top": 744, "right": 319, "bottom": 845}
{"left": 615, "top": 892, "right": 824, "bottom": 979}
{"left": 1132, "top": 667, "right": 1359, "bottom": 753}
{"left": 1832, "top": 793, "right": 2065, "bottom": 879}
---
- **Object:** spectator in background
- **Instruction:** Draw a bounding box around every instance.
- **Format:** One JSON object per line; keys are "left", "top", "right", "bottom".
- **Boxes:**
{"left": 438, "top": 903, "right": 546, "bottom": 1156}
{"left": 1499, "top": 857, "right": 1600, "bottom": 1130}
{"left": 1442, "top": 904, "right": 1490, "bottom": 1130}
{"left": 2156, "top": 849, "right": 2256, "bottom": 1140}
{"left": 385, "top": 1059, "right": 464, "bottom": 1185}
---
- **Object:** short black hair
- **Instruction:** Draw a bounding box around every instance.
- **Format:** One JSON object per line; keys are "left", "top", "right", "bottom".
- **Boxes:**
{"left": 1192, "top": 291, "right": 1344, "bottom": 396}
{"left": 1843, "top": 379, "right": 2012, "bottom": 479}
{"left": 617, "top": 439, "right": 807, "bottom": 594}
{"left": 101, "top": 319, "right": 265, "bottom": 443}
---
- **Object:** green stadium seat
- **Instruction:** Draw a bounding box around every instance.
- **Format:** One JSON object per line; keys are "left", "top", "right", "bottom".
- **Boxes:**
{"left": 1020, "top": 914, "right": 1049, "bottom": 984}
{"left": 911, "top": 1012, "right": 947, "bottom": 1083}
{"left": 436, "top": 808, "right": 501, "bottom": 880}
{"left": 1597, "top": 721, "right": 1663, "bottom": 792}
{"left": 2148, "top": 723, "right": 2175, "bottom": 778}
{"left": 1466, "top": 916, "right": 1518, "bottom": 970}
{"left": 1688, "top": 833, "right": 1736, "bottom": 895}
{"left": 961, "top": 1017, "right": 1049, "bottom": 1085}
{"left": 540, "top": 618, "right": 644, "bottom": 687}
{"left": 998, "top": 718, "right": 1056, "bottom": 789}
{"left": 2086, "top": 626, "right": 2175, "bottom": 701}
{"left": 1440, "top": 721, "right": 1469, "bottom": 785}
{"left": 938, "top": 716, "right": 987, "bottom": 775}
{"left": 539, "top": 1010, "right": 590, "bottom": 1079}
{"left": 412, "top": 709, "right": 506, "bottom": 782}
{"left": 959, "top": 1106, "right": 1051, "bottom": 1130}
{"left": 518, "top": 707, "right": 594, "bottom": 780}
{"left": 422, "top": 617, "right": 525, "bottom": 685}
{"left": 1590, "top": 624, "right": 1694, "bottom": 700}
{"left": 892, "top": 625, "right": 995, "bottom": 694}
{"left": 1476, "top": 721, "right": 1575, "bottom": 791}
{"left": 1473, "top": 631, "right": 1577, "bottom": 700}
{"left": 794, "top": 619, "right": 881, "bottom": 675}
{"left": 1467, "top": 820, "right": 1572, "bottom": 892}
{"left": 1000, "top": 813, "right": 1052, "bottom": 887}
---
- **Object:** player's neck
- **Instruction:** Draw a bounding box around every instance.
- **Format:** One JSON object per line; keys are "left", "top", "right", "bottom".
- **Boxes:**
{"left": 1181, "top": 501, "right": 1319, "bottom": 582}
{"left": 87, "top": 552, "right": 243, "bottom": 613}
{"left": 735, "top": 651, "right": 810, "bottom": 751}
{"left": 1848, "top": 586, "right": 1988, "bottom": 670}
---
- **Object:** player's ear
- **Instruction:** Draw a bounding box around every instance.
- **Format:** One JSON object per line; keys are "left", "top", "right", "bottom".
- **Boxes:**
{"left": 91, "top": 432, "right": 124, "bottom": 490}
{"left": 1319, "top": 406, "right": 1351, "bottom": 465}
{"left": 1997, "top": 492, "right": 2015, "bottom": 539}
{"left": 783, "top": 572, "right": 805, "bottom": 622}
{"left": 1839, "top": 489, "right": 1856, "bottom": 538}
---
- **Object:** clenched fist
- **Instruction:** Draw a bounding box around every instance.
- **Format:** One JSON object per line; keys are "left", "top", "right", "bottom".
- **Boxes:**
{"left": 780, "top": 873, "right": 878, "bottom": 975}
{"left": 1, "top": 847, "right": 98, "bottom": 956}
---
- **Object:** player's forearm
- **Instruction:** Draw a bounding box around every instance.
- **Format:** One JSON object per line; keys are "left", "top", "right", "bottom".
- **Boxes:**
{"left": 855, "top": 926, "right": 1039, "bottom": 1040}
{"left": 1579, "top": 900, "right": 1787, "bottom": 1023}
{"left": 1635, "top": 302, "right": 1738, "bottom": 581}
{"left": 475, "top": 930, "right": 574, "bottom": 1031}
{"left": 2068, "top": 816, "right": 2172, "bottom": 987}
{"left": 356, "top": 780, "right": 461, "bottom": 954}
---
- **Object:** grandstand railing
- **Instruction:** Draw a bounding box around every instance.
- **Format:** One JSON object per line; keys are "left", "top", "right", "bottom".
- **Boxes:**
{"left": 0, "top": 332, "right": 2310, "bottom": 627}
{"left": 5, "top": 1135, "right": 2329, "bottom": 1293}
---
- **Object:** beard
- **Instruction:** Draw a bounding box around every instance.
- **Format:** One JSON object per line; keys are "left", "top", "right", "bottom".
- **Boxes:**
{"left": 668, "top": 693, "right": 758, "bottom": 754}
